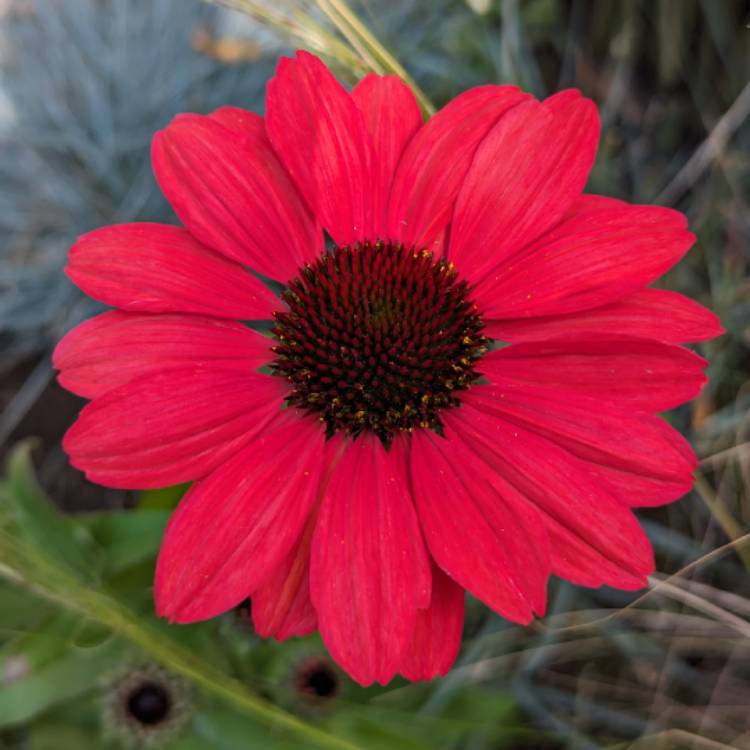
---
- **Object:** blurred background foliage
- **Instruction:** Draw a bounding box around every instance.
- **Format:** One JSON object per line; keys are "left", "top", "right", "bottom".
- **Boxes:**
{"left": 0, "top": 0, "right": 749, "bottom": 748}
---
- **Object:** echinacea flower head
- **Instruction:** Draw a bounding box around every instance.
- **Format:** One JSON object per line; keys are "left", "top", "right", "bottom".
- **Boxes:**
{"left": 55, "top": 52, "right": 722, "bottom": 686}
{"left": 101, "top": 663, "right": 190, "bottom": 748}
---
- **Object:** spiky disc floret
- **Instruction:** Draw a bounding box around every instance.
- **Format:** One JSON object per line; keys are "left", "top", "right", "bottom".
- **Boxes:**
{"left": 271, "top": 241, "right": 487, "bottom": 445}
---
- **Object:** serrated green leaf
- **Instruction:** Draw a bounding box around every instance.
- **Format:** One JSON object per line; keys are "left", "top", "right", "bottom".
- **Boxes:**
{"left": 2, "top": 442, "right": 97, "bottom": 582}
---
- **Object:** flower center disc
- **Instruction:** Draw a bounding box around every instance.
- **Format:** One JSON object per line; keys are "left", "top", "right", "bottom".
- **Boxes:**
{"left": 126, "top": 681, "right": 172, "bottom": 726}
{"left": 295, "top": 657, "right": 340, "bottom": 700}
{"left": 271, "top": 241, "right": 487, "bottom": 445}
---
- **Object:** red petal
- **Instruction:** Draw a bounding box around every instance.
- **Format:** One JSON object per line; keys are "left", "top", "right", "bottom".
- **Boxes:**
{"left": 251, "top": 508, "right": 318, "bottom": 640}
{"left": 155, "top": 412, "right": 326, "bottom": 623}
{"left": 63, "top": 370, "right": 287, "bottom": 489}
{"left": 250, "top": 435, "right": 345, "bottom": 640}
{"left": 266, "top": 52, "right": 376, "bottom": 247}
{"left": 450, "top": 91, "right": 599, "bottom": 283}
{"left": 564, "top": 194, "right": 627, "bottom": 214}
{"left": 208, "top": 105, "right": 266, "bottom": 138}
{"left": 310, "top": 434, "right": 431, "bottom": 686}
{"left": 462, "top": 384, "right": 696, "bottom": 500}
{"left": 485, "top": 288, "right": 724, "bottom": 344}
{"left": 544, "top": 523, "right": 646, "bottom": 590}
{"left": 411, "top": 429, "right": 549, "bottom": 623}
{"left": 386, "top": 85, "right": 530, "bottom": 252}
{"left": 480, "top": 336, "right": 707, "bottom": 411}
{"left": 586, "top": 461, "right": 693, "bottom": 508}
{"left": 67, "top": 223, "right": 280, "bottom": 319}
{"left": 152, "top": 112, "right": 321, "bottom": 282}
{"left": 473, "top": 200, "right": 694, "bottom": 319}
{"left": 54, "top": 311, "right": 273, "bottom": 399}
{"left": 399, "top": 562, "right": 465, "bottom": 681}
{"left": 444, "top": 401, "right": 655, "bottom": 590}
{"left": 352, "top": 73, "right": 422, "bottom": 238}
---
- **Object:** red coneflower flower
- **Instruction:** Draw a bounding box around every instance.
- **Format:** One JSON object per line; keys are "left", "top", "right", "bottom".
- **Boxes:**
{"left": 55, "top": 52, "right": 722, "bottom": 686}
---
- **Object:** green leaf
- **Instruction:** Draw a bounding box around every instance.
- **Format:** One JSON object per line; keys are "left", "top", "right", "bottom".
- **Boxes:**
{"left": 70, "top": 618, "right": 114, "bottom": 649}
{"left": 346, "top": 686, "right": 517, "bottom": 749}
{"left": 194, "top": 703, "right": 298, "bottom": 750}
{"left": 170, "top": 736, "right": 213, "bottom": 750}
{"left": 441, "top": 686, "right": 516, "bottom": 726}
{"left": 1, "top": 611, "right": 80, "bottom": 671}
{"left": 0, "top": 529, "right": 363, "bottom": 750}
{"left": 327, "top": 712, "right": 438, "bottom": 750}
{"left": 2, "top": 442, "right": 97, "bottom": 581}
{"left": 138, "top": 484, "right": 189, "bottom": 511}
{"left": 81, "top": 510, "right": 169, "bottom": 575}
{"left": 27, "top": 724, "right": 100, "bottom": 750}
{"left": 0, "top": 579, "right": 53, "bottom": 634}
{"left": 95, "top": 561, "right": 156, "bottom": 612}
{"left": 0, "top": 637, "right": 122, "bottom": 728}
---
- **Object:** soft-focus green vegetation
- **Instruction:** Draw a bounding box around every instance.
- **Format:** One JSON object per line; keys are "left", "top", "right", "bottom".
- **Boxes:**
{"left": 0, "top": 443, "right": 523, "bottom": 749}
{"left": 1, "top": 1, "right": 749, "bottom": 748}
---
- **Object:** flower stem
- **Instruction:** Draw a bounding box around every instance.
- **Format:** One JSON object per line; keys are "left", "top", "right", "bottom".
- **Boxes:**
{"left": 0, "top": 529, "right": 362, "bottom": 750}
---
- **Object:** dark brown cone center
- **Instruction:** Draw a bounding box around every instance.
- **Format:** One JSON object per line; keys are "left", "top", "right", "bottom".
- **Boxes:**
{"left": 126, "top": 681, "right": 172, "bottom": 726}
{"left": 271, "top": 241, "right": 487, "bottom": 446}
